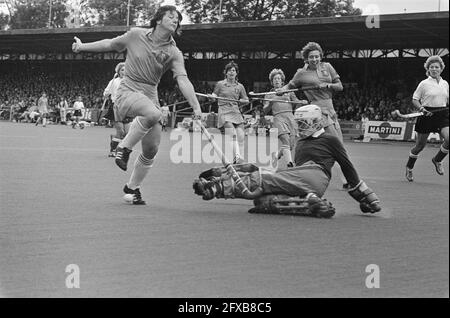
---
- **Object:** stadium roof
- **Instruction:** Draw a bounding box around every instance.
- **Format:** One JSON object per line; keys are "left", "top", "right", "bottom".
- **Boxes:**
{"left": 0, "top": 11, "right": 448, "bottom": 55}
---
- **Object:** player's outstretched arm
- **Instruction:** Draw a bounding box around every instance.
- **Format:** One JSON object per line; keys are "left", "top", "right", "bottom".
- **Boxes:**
{"left": 72, "top": 36, "right": 115, "bottom": 53}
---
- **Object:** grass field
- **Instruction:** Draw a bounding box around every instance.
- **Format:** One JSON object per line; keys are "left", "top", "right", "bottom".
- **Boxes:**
{"left": 0, "top": 121, "right": 448, "bottom": 298}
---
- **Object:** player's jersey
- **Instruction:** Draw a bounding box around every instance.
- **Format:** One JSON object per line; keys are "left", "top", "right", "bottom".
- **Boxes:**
{"left": 289, "top": 62, "right": 340, "bottom": 115}
{"left": 413, "top": 76, "right": 449, "bottom": 108}
{"left": 110, "top": 27, "right": 187, "bottom": 102}
{"left": 73, "top": 101, "right": 84, "bottom": 110}
{"left": 104, "top": 77, "right": 122, "bottom": 104}
{"left": 294, "top": 133, "right": 359, "bottom": 186}
{"left": 213, "top": 80, "right": 247, "bottom": 114}
{"left": 263, "top": 91, "right": 299, "bottom": 115}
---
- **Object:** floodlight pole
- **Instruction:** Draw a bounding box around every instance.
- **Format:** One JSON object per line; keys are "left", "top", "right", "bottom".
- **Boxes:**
{"left": 127, "top": 0, "right": 131, "bottom": 27}
{"left": 218, "top": 0, "right": 223, "bottom": 22}
{"left": 48, "top": 0, "right": 52, "bottom": 28}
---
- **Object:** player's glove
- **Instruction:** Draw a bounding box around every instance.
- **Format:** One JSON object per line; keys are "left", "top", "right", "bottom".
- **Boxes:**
{"left": 193, "top": 177, "right": 222, "bottom": 200}
{"left": 348, "top": 180, "right": 381, "bottom": 213}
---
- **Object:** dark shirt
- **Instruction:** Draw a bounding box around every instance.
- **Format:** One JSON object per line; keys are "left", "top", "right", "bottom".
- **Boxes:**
{"left": 294, "top": 133, "right": 360, "bottom": 186}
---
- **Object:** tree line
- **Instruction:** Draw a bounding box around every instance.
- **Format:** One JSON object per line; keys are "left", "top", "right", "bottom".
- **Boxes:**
{"left": 0, "top": 0, "right": 361, "bottom": 30}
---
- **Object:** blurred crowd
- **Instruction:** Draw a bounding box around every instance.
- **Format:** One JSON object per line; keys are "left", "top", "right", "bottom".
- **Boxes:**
{"left": 0, "top": 66, "right": 422, "bottom": 125}
{"left": 333, "top": 80, "right": 413, "bottom": 122}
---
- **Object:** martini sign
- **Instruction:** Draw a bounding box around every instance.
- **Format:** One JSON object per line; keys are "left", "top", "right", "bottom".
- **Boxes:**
{"left": 364, "top": 121, "right": 406, "bottom": 140}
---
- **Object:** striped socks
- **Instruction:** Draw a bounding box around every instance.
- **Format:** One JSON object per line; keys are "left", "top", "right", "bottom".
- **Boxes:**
{"left": 127, "top": 154, "right": 154, "bottom": 190}
{"left": 119, "top": 117, "right": 151, "bottom": 150}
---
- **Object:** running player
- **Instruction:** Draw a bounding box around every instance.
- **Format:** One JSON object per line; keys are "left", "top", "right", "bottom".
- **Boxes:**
{"left": 103, "top": 62, "right": 126, "bottom": 157}
{"left": 72, "top": 5, "right": 202, "bottom": 204}
{"left": 263, "top": 69, "right": 308, "bottom": 168}
{"left": 405, "top": 55, "right": 449, "bottom": 181}
{"left": 193, "top": 105, "right": 381, "bottom": 217}
{"left": 211, "top": 61, "right": 249, "bottom": 164}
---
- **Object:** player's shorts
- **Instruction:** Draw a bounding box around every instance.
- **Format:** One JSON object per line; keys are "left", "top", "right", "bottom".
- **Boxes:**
{"left": 114, "top": 89, "right": 160, "bottom": 123}
{"left": 414, "top": 107, "right": 449, "bottom": 134}
{"left": 273, "top": 112, "right": 297, "bottom": 137}
{"left": 218, "top": 111, "right": 244, "bottom": 128}
{"left": 73, "top": 109, "right": 82, "bottom": 117}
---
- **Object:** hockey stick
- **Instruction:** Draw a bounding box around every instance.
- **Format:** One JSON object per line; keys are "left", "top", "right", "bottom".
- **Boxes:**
{"left": 196, "top": 120, "right": 263, "bottom": 199}
{"left": 195, "top": 92, "right": 252, "bottom": 114}
{"left": 248, "top": 86, "right": 318, "bottom": 97}
{"left": 195, "top": 92, "right": 251, "bottom": 105}
{"left": 391, "top": 107, "right": 448, "bottom": 119}
{"left": 250, "top": 97, "right": 307, "bottom": 105}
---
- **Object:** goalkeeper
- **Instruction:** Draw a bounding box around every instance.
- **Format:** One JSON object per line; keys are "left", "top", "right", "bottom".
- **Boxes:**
{"left": 193, "top": 105, "right": 381, "bottom": 217}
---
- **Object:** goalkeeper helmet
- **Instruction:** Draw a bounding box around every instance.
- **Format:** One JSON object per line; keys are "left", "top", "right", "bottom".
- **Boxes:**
{"left": 294, "top": 105, "right": 324, "bottom": 139}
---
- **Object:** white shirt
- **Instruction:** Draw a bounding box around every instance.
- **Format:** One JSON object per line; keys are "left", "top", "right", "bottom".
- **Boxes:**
{"left": 161, "top": 105, "right": 170, "bottom": 117}
{"left": 413, "top": 76, "right": 449, "bottom": 108}
{"left": 104, "top": 77, "right": 122, "bottom": 103}
{"left": 73, "top": 101, "right": 85, "bottom": 110}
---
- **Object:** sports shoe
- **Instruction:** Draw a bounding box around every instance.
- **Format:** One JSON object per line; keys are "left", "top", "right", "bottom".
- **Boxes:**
{"left": 108, "top": 151, "right": 116, "bottom": 158}
{"left": 123, "top": 185, "right": 146, "bottom": 205}
{"left": 432, "top": 157, "right": 444, "bottom": 175}
{"left": 405, "top": 167, "right": 414, "bottom": 182}
{"left": 115, "top": 147, "right": 132, "bottom": 171}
